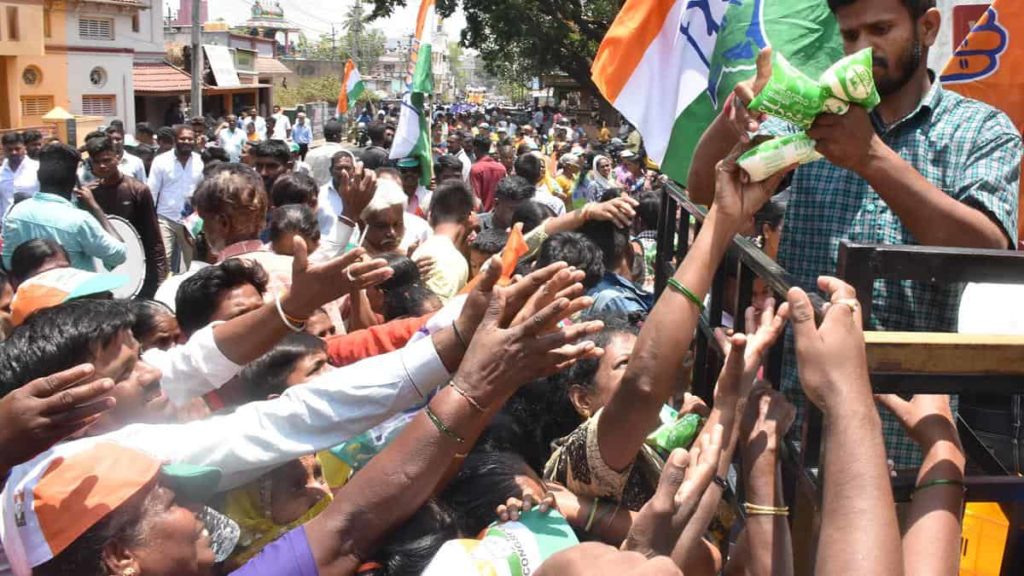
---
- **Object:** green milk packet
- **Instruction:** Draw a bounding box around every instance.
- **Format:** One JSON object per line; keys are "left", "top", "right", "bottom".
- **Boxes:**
{"left": 737, "top": 133, "right": 823, "bottom": 182}
{"left": 749, "top": 48, "right": 881, "bottom": 128}
{"left": 748, "top": 52, "right": 824, "bottom": 129}
{"left": 646, "top": 409, "right": 704, "bottom": 455}
{"left": 819, "top": 47, "right": 880, "bottom": 115}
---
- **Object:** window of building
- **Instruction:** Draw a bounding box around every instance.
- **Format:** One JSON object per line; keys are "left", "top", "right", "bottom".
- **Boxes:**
{"left": 6, "top": 6, "right": 19, "bottom": 41}
{"left": 82, "top": 95, "right": 116, "bottom": 116}
{"left": 22, "top": 66, "right": 41, "bottom": 86}
{"left": 89, "top": 67, "right": 107, "bottom": 88}
{"left": 43, "top": 8, "right": 50, "bottom": 38}
{"left": 21, "top": 96, "right": 54, "bottom": 117}
{"left": 79, "top": 17, "right": 113, "bottom": 40}
{"left": 132, "top": 14, "right": 139, "bottom": 33}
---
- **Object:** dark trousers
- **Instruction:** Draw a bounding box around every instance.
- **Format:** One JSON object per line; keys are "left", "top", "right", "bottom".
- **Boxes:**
{"left": 298, "top": 143, "right": 309, "bottom": 160}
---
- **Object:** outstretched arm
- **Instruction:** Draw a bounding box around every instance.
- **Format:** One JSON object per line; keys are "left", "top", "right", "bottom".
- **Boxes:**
{"left": 789, "top": 278, "right": 903, "bottom": 576}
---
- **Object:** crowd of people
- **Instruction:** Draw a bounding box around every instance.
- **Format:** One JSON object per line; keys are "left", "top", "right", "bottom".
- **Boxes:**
{"left": 0, "top": 0, "right": 1015, "bottom": 574}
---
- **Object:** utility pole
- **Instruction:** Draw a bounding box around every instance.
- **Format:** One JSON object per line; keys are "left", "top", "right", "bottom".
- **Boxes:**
{"left": 190, "top": 0, "right": 203, "bottom": 117}
{"left": 331, "top": 24, "right": 337, "bottom": 61}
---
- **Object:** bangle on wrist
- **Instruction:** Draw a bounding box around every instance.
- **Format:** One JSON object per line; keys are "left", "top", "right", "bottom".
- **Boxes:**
{"left": 666, "top": 278, "right": 705, "bottom": 313}
{"left": 338, "top": 214, "right": 357, "bottom": 228}
{"left": 743, "top": 502, "right": 789, "bottom": 516}
{"left": 450, "top": 381, "right": 486, "bottom": 413}
{"left": 275, "top": 294, "right": 306, "bottom": 332}
{"left": 425, "top": 405, "right": 465, "bottom": 444}
{"left": 912, "top": 478, "right": 965, "bottom": 499}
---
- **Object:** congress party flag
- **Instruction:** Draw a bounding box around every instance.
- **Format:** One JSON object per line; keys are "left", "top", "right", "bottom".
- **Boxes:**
{"left": 591, "top": 0, "right": 843, "bottom": 185}
{"left": 337, "top": 59, "right": 366, "bottom": 115}
{"left": 390, "top": 0, "right": 435, "bottom": 186}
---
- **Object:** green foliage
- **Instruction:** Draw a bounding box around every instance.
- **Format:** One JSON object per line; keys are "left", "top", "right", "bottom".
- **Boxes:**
{"left": 290, "top": 1, "right": 386, "bottom": 71}
{"left": 366, "top": 0, "right": 619, "bottom": 104}
{"left": 276, "top": 75, "right": 342, "bottom": 108}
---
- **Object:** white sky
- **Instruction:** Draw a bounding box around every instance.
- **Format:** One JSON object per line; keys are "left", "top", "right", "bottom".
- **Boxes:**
{"left": 163, "top": 0, "right": 467, "bottom": 40}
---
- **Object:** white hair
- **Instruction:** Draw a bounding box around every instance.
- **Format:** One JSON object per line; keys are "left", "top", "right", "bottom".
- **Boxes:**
{"left": 361, "top": 179, "right": 409, "bottom": 220}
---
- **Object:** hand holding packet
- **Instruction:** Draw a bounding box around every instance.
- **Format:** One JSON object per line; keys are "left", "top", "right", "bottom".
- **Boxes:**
{"left": 739, "top": 48, "right": 881, "bottom": 182}
{"left": 748, "top": 47, "right": 881, "bottom": 129}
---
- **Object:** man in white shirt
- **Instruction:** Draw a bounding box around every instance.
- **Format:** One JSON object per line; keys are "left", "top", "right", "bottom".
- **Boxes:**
{"left": 271, "top": 105, "right": 292, "bottom": 140}
{"left": 147, "top": 126, "right": 204, "bottom": 273}
{"left": 216, "top": 114, "right": 247, "bottom": 162}
{"left": 412, "top": 180, "right": 478, "bottom": 302}
{"left": 317, "top": 149, "right": 357, "bottom": 237}
{"left": 305, "top": 119, "right": 347, "bottom": 187}
{"left": 0, "top": 132, "right": 39, "bottom": 219}
{"left": 446, "top": 131, "right": 472, "bottom": 183}
{"left": 398, "top": 157, "right": 433, "bottom": 219}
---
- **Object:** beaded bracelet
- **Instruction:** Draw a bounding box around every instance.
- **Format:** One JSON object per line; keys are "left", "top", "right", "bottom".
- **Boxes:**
{"left": 667, "top": 278, "right": 705, "bottom": 313}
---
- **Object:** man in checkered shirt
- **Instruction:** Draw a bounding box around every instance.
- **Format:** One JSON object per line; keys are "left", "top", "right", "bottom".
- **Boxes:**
{"left": 686, "top": 0, "right": 1020, "bottom": 467}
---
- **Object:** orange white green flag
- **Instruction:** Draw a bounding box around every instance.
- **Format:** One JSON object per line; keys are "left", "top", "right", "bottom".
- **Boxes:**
{"left": 337, "top": 59, "right": 365, "bottom": 115}
{"left": 389, "top": 0, "right": 435, "bottom": 186}
{"left": 591, "top": 0, "right": 842, "bottom": 184}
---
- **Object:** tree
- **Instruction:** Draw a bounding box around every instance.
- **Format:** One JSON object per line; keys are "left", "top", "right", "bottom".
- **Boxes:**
{"left": 366, "top": 0, "right": 620, "bottom": 109}
{"left": 343, "top": 1, "right": 386, "bottom": 72}
{"left": 275, "top": 75, "right": 341, "bottom": 107}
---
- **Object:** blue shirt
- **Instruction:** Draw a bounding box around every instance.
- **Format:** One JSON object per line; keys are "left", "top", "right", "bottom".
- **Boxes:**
{"left": 292, "top": 122, "right": 313, "bottom": 145}
{"left": 1, "top": 192, "right": 127, "bottom": 272}
{"left": 586, "top": 272, "right": 653, "bottom": 315}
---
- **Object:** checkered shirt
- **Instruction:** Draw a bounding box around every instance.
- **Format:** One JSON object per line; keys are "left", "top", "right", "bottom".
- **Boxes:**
{"left": 766, "top": 83, "right": 1020, "bottom": 467}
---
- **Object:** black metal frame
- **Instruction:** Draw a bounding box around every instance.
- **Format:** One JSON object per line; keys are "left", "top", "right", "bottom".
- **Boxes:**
{"left": 655, "top": 181, "right": 1024, "bottom": 573}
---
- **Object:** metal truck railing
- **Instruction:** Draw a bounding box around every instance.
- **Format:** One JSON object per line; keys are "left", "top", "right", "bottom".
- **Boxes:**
{"left": 654, "top": 180, "right": 1024, "bottom": 574}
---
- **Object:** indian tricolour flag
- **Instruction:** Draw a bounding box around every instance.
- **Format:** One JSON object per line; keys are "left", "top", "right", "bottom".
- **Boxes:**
{"left": 592, "top": 0, "right": 843, "bottom": 184}
{"left": 337, "top": 59, "right": 365, "bottom": 115}
{"left": 389, "top": 0, "right": 435, "bottom": 186}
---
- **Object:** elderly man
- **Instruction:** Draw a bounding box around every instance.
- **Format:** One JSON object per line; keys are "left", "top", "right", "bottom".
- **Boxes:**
{"left": 358, "top": 177, "right": 430, "bottom": 257}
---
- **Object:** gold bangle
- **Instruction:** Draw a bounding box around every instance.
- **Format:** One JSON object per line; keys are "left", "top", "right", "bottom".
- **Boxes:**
{"left": 450, "top": 382, "right": 486, "bottom": 413}
{"left": 743, "top": 502, "right": 789, "bottom": 516}
{"left": 425, "top": 406, "right": 465, "bottom": 444}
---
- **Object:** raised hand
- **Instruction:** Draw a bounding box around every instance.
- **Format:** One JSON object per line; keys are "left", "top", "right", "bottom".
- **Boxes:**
{"left": 0, "top": 364, "right": 116, "bottom": 472}
{"left": 741, "top": 383, "right": 796, "bottom": 455}
{"left": 451, "top": 270, "right": 605, "bottom": 409}
{"left": 455, "top": 259, "right": 590, "bottom": 344}
{"left": 729, "top": 48, "right": 773, "bottom": 142}
{"left": 283, "top": 240, "right": 392, "bottom": 319}
{"left": 875, "top": 393, "right": 959, "bottom": 451}
{"left": 713, "top": 298, "right": 789, "bottom": 401}
{"left": 622, "top": 425, "right": 725, "bottom": 559}
{"left": 712, "top": 145, "right": 794, "bottom": 231}
{"left": 788, "top": 276, "right": 870, "bottom": 414}
{"left": 509, "top": 266, "right": 590, "bottom": 330}
{"left": 339, "top": 160, "right": 377, "bottom": 221}
{"left": 586, "top": 193, "right": 640, "bottom": 229}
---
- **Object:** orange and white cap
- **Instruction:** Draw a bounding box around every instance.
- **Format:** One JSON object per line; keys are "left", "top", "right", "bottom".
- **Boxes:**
{"left": 0, "top": 442, "right": 221, "bottom": 575}
{"left": 10, "top": 267, "right": 128, "bottom": 326}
